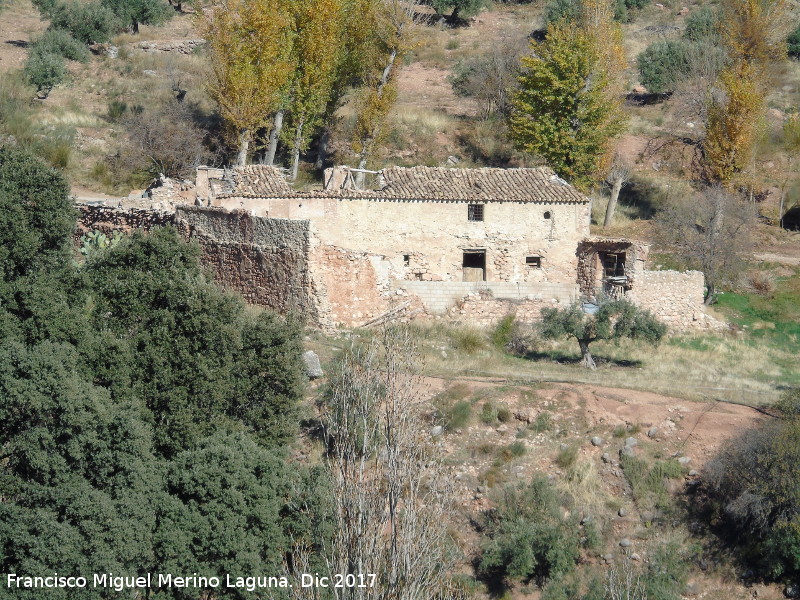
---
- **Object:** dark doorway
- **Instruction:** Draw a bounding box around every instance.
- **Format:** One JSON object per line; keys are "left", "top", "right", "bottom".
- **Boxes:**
{"left": 600, "top": 252, "right": 626, "bottom": 278}
{"left": 463, "top": 250, "right": 486, "bottom": 282}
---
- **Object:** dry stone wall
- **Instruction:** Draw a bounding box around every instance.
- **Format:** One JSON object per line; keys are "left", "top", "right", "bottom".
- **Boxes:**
{"left": 77, "top": 205, "right": 174, "bottom": 240}
{"left": 175, "top": 206, "right": 318, "bottom": 322}
{"left": 627, "top": 270, "right": 724, "bottom": 331}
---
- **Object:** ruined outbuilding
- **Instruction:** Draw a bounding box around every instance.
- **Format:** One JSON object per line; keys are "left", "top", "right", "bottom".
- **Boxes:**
{"left": 77, "top": 165, "right": 721, "bottom": 331}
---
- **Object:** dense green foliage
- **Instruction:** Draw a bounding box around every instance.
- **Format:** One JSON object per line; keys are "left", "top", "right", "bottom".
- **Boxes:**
{"left": 789, "top": 24, "right": 800, "bottom": 58}
{"left": 704, "top": 389, "right": 800, "bottom": 578}
{"left": 539, "top": 299, "right": 666, "bottom": 368}
{"left": 32, "top": 28, "right": 90, "bottom": 63}
{"left": 636, "top": 7, "right": 725, "bottom": 93}
{"left": 432, "top": 0, "right": 486, "bottom": 20}
{"left": 637, "top": 40, "right": 691, "bottom": 94}
{"left": 23, "top": 49, "right": 67, "bottom": 94}
{"left": 478, "top": 478, "right": 592, "bottom": 587}
{"left": 44, "top": 1, "right": 119, "bottom": 44}
{"left": 509, "top": 23, "right": 626, "bottom": 190}
{"left": 543, "top": 0, "right": 646, "bottom": 25}
{"left": 0, "top": 146, "right": 313, "bottom": 597}
{"left": 100, "top": 0, "right": 172, "bottom": 33}
{"left": 636, "top": 37, "right": 726, "bottom": 94}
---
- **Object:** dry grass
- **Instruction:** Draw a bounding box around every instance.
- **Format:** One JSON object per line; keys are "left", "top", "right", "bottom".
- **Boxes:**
{"left": 405, "top": 320, "right": 787, "bottom": 406}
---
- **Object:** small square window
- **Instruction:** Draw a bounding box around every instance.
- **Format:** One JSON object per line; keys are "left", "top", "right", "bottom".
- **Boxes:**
{"left": 526, "top": 256, "right": 542, "bottom": 268}
{"left": 403, "top": 254, "right": 410, "bottom": 265}
{"left": 468, "top": 203, "right": 484, "bottom": 222}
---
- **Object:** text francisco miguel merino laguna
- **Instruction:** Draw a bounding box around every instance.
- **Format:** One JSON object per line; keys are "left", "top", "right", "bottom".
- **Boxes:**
{"left": 6, "top": 572, "right": 378, "bottom": 592}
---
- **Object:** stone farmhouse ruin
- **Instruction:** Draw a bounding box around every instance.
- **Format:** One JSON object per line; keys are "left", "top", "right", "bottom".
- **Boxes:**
{"left": 78, "top": 165, "right": 720, "bottom": 331}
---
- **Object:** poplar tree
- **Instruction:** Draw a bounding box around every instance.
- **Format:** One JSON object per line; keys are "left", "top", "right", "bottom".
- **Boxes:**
{"left": 285, "top": 0, "right": 345, "bottom": 180}
{"left": 197, "top": 0, "right": 296, "bottom": 166}
{"left": 351, "top": 0, "right": 419, "bottom": 184}
{"left": 702, "top": 0, "right": 794, "bottom": 183}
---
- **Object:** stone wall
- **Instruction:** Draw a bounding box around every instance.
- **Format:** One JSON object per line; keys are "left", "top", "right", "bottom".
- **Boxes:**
{"left": 627, "top": 270, "right": 723, "bottom": 331}
{"left": 312, "top": 198, "right": 590, "bottom": 285}
{"left": 446, "top": 292, "right": 556, "bottom": 327}
{"left": 76, "top": 205, "right": 174, "bottom": 239}
{"left": 396, "top": 280, "right": 577, "bottom": 314}
{"left": 175, "top": 206, "right": 318, "bottom": 323}
{"left": 133, "top": 39, "right": 205, "bottom": 54}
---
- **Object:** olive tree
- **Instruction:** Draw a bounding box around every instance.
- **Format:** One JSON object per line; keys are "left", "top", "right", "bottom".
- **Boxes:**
{"left": 539, "top": 298, "right": 666, "bottom": 369}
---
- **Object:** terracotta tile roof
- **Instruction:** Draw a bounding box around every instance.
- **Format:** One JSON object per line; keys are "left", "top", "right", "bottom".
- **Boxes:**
{"left": 218, "top": 165, "right": 294, "bottom": 198}
{"left": 361, "top": 166, "right": 588, "bottom": 203}
{"left": 217, "top": 165, "right": 588, "bottom": 204}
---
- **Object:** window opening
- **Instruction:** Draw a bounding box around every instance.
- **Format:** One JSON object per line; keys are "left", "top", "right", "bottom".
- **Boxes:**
{"left": 526, "top": 256, "right": 542, "bottom": 268}
{"left": 468, "top": 204, "right": 484, "bottom": 221}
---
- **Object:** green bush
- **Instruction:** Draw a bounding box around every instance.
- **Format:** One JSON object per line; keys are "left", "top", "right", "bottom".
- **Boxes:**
{"left": 637, "top": 38, "right": 725, "bottom": 94}
{"left": 533, "top": 411, "right": 553, "bottom": 432}
{"left": 481, "top": 402, "right": 499, "bottom": 425}
{"left": 621, "top": 455, "right": 684, "bottom": 513}
{"left": 543, "top": 0, "right": 636, "bottom": 24}
{"left": 637, "top": 40, "right": 690, "bottom": 93}
{"left": 704, "top": 393, "right": 800, "bottom": 578}
{"left": 684, "top": 5, "right": 719, "bottom": 41}
{"left": 32, "top": 28, "right": 89, "bottom": 62}
{"left": 23, "top": 49, "right": 66, "bottom": 94}
{"left": 642, "top": 541, "right": 692, "bottom": 600}
{"left": 443, "top": 400, "right": 472, "bottom": 430}
{"left": 478, "top": 478, "right": 587, "bottom": 586}
{"left": 789, "top": 24, "right": 800, "bottom": 58}
{"left": 556, "top": 444, "right": 578, "bottom": 469}
{"left": 48, "top": 1, "right": 119, "bottom": 44}
{"left": 450, "top": 326, "right": 485, "bottom": 354}
{"left": 491, "top": 315, "right": 515, "bottom": 348}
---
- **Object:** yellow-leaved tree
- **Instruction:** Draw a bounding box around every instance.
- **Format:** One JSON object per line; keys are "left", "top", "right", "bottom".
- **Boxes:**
{"left": 285, "top": 0, "right": 345, "bottom": 180}
{"left": 703, "top": 0, "right": 795, "bottom": 184}
{"left": 196, "top": 0, "right": 296, "bottom": 166}
{"left": 351, "top": 0, "right": 419, "bottom": 186}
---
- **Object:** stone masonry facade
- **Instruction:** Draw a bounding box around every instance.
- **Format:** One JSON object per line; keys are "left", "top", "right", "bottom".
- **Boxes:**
{"left": 74, "top": 165, "right": 721, "bottom": 332}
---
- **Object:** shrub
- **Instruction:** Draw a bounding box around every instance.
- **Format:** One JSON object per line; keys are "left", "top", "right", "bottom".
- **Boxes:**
{"left": 506, "top": 440, "right": 527, "bottom": 458}
{"left": 556, "top": 444, "right": 578, "bottom": 469}
{"left": 444, "top": 400, "right": 472, "bottom": 430}
{"left": 704, "top": 393, "right": 800, "bottom": 578}
{"left": 533, "top": 411, "right": 553, "bottom": 432}
{"left": 48, "top": 1, "right": 119, "bottom": 44}
{"left": 621, "top": 455, "right": 684, "bottom": 513}
{"left": 481, "top": 402, "right": 499, "bottom": 425}
{"left": 638, "top": 37, "right": 726, "bottom": 94}
{"left": 450, "top": 326, "right": 485, "bottom": 354}
{"left": 684, "top": 5, "right": 719, "bottom": 42}
{"left": 32, "top": 28, "right": 89, "bottom": 62}
{"left": 497, "top": 402, "right": 512, "bottom": 423}
{"left": 23, "top": 49, "right": 66, "bottom": 95}
{"left": 491, "top": 315, "right": 515, "bottom": 348}
{"left": 789, "top": 24, "right": 800, "bottom": 58}
{"left": 543, "top": 0, "right": 635, "bottom": 24}
{"left": 637, "top": 40, "right": 691, "bottom": 93}
{"left": 478, "top": 478, "right": 587, "bottom": 586}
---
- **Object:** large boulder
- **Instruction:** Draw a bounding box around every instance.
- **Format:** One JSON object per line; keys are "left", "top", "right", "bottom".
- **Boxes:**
{"left": 302, "top": 350, "right": 323, "bottom": 379}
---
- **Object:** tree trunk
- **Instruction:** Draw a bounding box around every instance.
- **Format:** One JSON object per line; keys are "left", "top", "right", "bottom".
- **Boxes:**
{"left": 236, "top": 129, "right": 250, "bottom": 166}
{"left": 129, "top": 20, "right": 139, "bottom": 35}
{"left": 355, "top": 155, "right": 368, "bottom": 189}
{"left": 290, "top": 119, "right": 304, "bottom": 181}
{"left": 314, "top": 128, "right": 330, "bottom": 170}
{"left": 604, "top": 175, "right": 623, "bottom": 227}
{"left": 578, "top": 339, "right": 596, "bottom": 369}
{"left": 355, "top": 48, "right": 398, "bottom": 187}
{"left": 704, "top": 282, "right": 715, "bottom": 305}
{"left": 265, "top": 109, "right": 284, "bottom": 166}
